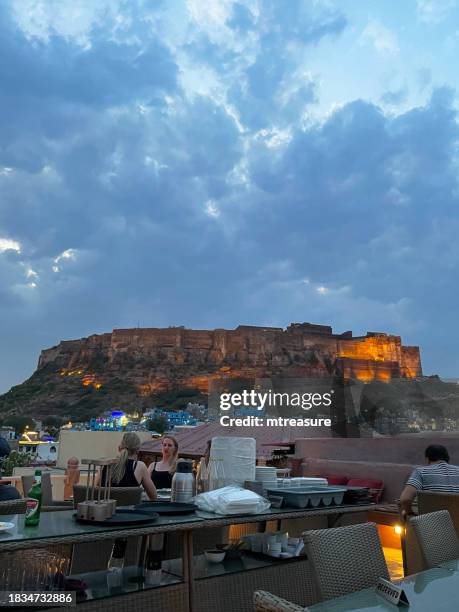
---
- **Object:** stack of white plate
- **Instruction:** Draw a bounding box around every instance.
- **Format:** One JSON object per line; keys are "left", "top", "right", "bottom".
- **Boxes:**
{"left": 289, "top": 477, "right": 328, "bottom": 488}
{"left": 255, "top": 466, "right": 278, "bottom": 489}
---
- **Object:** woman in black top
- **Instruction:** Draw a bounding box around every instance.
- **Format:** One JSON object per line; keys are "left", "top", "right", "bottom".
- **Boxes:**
{"left": 98, "top": 432, "right": 157, "bottom": 500}
{"left": 149, "top": 436, "right": 179, "bottom": 489}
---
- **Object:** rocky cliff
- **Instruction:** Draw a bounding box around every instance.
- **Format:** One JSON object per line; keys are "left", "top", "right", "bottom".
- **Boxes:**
{"left": 0, "top": 322, "right": 423, "bottom": 421}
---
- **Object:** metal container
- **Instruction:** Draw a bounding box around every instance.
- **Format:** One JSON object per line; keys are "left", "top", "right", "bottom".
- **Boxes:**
{"left": 76, "top": 501, "right": 90, "bottom": 520}
{"left": 171, "top": 460, "right": 195, "bottom": 503}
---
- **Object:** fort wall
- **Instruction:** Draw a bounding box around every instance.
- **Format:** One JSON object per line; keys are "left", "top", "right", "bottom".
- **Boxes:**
{"left": 37, "top": 323, "right": 422, "bottom": 388}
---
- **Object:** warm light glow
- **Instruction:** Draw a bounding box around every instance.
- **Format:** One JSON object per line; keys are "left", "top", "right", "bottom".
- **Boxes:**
{"left": 19, "top": 440, "right": 56, "bottom": 445}
{"left": 394, "top": 524, "right": 403, "bottom": 535}
{"left": 339, "top": 337, "right": 392, "bottom": 362}
{"left": 120, "top": 415, "right": 129, "bottom": 426}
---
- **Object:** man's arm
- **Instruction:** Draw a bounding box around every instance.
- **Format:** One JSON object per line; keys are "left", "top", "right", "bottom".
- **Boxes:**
{"left": 400, "top": 484, "right": 417, "bottom": 518}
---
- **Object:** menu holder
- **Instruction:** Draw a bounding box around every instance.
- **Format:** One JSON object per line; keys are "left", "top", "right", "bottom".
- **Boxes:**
{"left": 375, "top": 577, "right": 409, "bottom": 606}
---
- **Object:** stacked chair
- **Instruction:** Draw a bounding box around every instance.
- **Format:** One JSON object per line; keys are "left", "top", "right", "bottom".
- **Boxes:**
{"left": 404, "top": 492, "right": 459, "bottom": 574}
{"left": 254, "top": 522, "right": 389, "bottom": 611}
{"left": 408, "top": 509, "right": 459, "bottom": 569}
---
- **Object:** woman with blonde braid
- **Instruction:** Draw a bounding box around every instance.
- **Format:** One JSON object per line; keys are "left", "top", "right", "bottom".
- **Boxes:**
{"left": 97, "top": 432, "right": 157, "bottom": 500}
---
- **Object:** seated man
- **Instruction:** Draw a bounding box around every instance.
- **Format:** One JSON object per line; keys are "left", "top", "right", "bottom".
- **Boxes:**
{"left": 400, "top": 444, "right": 459, "bottom": 518}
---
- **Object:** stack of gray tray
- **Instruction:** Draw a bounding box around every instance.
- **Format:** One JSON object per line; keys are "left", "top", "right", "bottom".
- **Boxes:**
{"left": 265, "top": 486, "right": 347, "bottom": 509}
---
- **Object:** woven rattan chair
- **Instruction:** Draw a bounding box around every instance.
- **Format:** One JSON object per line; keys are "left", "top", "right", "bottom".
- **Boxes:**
{"left": 418, "top": 491, "right": 459, "bottom": 537}
{"left": 72, "top": 484, "right": 142, "bottom": 506}
{"left": 22, "top": 473, "right": 72, "bottom": 512}
{"left": 0, "top": 498, "right": 27, "bottom": 515}
{"left": 253, "top": 522, "right": 388, "bottom": 610}
{"left": 409, "top": 510, "right": 459, "bottom": 569}
{"left": 253, "top": 591, "right": 307, "bottom": 612}
{"left": 303, "top": 522, "right": 389, "bottom": 602}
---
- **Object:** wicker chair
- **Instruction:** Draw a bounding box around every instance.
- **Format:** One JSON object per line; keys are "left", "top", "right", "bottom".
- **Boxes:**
{"left": 418, "top": 491, "right": 459, "bottom": 537}
{"left": 302, "top": 522, "right": 389, "bottom": 602}
{"left": 254, "top": 522, "right": 388, "bottom": 610}
{"left": 22, "top": 473, "right": 73, "bottom": 512}
{"left": 403, "top": 490, "right": 459, "bottom": 574}
{"left": 408, "top": 510, "right": 459, "bottom": 569}
{"left": 72, "top": 484, "right": 142, "bottom": 506}
{"left": 0, "top": 498, "right": 27, "bottom": 515}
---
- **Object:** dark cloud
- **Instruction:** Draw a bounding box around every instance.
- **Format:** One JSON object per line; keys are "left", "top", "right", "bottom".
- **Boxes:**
{"left": 0, "top": 1, "right": 459, "bottom": 394}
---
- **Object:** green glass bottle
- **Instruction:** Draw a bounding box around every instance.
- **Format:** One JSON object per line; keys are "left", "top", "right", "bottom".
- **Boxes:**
{"left": 25, "top": 470, "right": 42, "bottom": 527}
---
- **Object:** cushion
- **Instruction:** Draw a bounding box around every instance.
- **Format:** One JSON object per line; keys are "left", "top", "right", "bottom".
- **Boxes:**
{"left": 315, "top": 474, "right": 349, "bottom": 485}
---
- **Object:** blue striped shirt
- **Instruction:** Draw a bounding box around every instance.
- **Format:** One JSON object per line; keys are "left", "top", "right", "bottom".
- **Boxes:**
{"left": 406, "top": 461, "right": 459, "bottom": 492}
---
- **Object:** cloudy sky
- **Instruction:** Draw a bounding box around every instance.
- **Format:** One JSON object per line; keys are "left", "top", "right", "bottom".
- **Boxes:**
{"left": 1, "top": 0, "right": 459, "bottom": 392}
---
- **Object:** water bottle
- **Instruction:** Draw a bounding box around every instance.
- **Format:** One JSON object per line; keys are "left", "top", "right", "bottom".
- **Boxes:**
{"left": 107, "top": 538, "right": 127, "bottom": 572}
{"left": 145, "top": 534, "right": 164, "bottom": 586}
{"left": 171, "top": 460, "right": 195, "bottom": 503}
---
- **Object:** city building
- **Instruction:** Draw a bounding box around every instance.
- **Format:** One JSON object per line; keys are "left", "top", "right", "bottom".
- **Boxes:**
{"left": 18, "top": 430, "right": 59, "bottom": 462}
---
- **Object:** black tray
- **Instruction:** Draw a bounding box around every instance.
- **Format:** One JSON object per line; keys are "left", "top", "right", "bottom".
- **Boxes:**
{"left": 74, "top": 509, "right": 159, "bottom": 526}
{"left": 136, "top": 501, "right": 196, "bottom": 515}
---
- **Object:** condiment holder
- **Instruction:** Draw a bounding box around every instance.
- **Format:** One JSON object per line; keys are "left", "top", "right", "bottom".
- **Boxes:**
{"left": 77, "top": 458, "right": 118, "bottom": 521}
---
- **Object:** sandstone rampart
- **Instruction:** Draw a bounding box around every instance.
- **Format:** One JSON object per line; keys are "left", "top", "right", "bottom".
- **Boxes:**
{"left": 37, "top": 322, "right": 422, "bottom": 395}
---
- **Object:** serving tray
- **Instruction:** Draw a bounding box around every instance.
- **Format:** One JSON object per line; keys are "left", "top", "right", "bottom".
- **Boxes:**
{"left": 74, "top": 509, "right": 159, "bottom": 526}
{"left": 136, "top": 501, "right": 196, "bottom": 515}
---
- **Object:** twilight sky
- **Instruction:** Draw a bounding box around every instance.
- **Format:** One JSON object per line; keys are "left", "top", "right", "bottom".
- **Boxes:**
{"left": 1, "top": 0, "right": 459, "bottom": 392}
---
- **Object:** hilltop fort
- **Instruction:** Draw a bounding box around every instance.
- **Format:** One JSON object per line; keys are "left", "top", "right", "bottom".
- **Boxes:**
{"left": 38, "top": 322, "right": 422, "bottom": 390}
{"left": 0, "top": 322, "right": 424, "bottom": 422}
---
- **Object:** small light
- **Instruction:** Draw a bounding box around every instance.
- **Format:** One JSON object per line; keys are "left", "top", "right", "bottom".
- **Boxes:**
{"left": 394, "top": 524, "right": 403, "bottom": 535}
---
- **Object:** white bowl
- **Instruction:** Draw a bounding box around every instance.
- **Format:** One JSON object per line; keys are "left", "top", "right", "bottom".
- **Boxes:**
{"left": 0, "top": 522, "right": 15, "bottom": 533}
{"left": 204, "top": 550, "right": 226, "bottom": 563}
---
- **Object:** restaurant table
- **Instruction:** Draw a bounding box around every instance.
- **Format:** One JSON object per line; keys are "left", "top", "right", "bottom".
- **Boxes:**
{"left": 0, "top": 502, "right": 380, "bottom": 612}
{"left": 308, "top": 566, "right": 459, "bottom": 611}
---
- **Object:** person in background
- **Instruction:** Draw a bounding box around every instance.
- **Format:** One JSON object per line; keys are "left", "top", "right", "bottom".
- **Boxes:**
{"left": 196, "top": 440, "right": 212, "bottom": 493}
{"left": 148, "top": 436, "right": 179, "bottom": 489}
{"left": 96, "top": 432, "right": 157, "bottom": 500}
{"left": 64, "top": 457, "right": 80, "bottom": 500}
{"left": 400, "top": 444, "right": 459, "bottom": 518}
{"left": 0, "top": 438, "right": 21, "bottom": 501}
